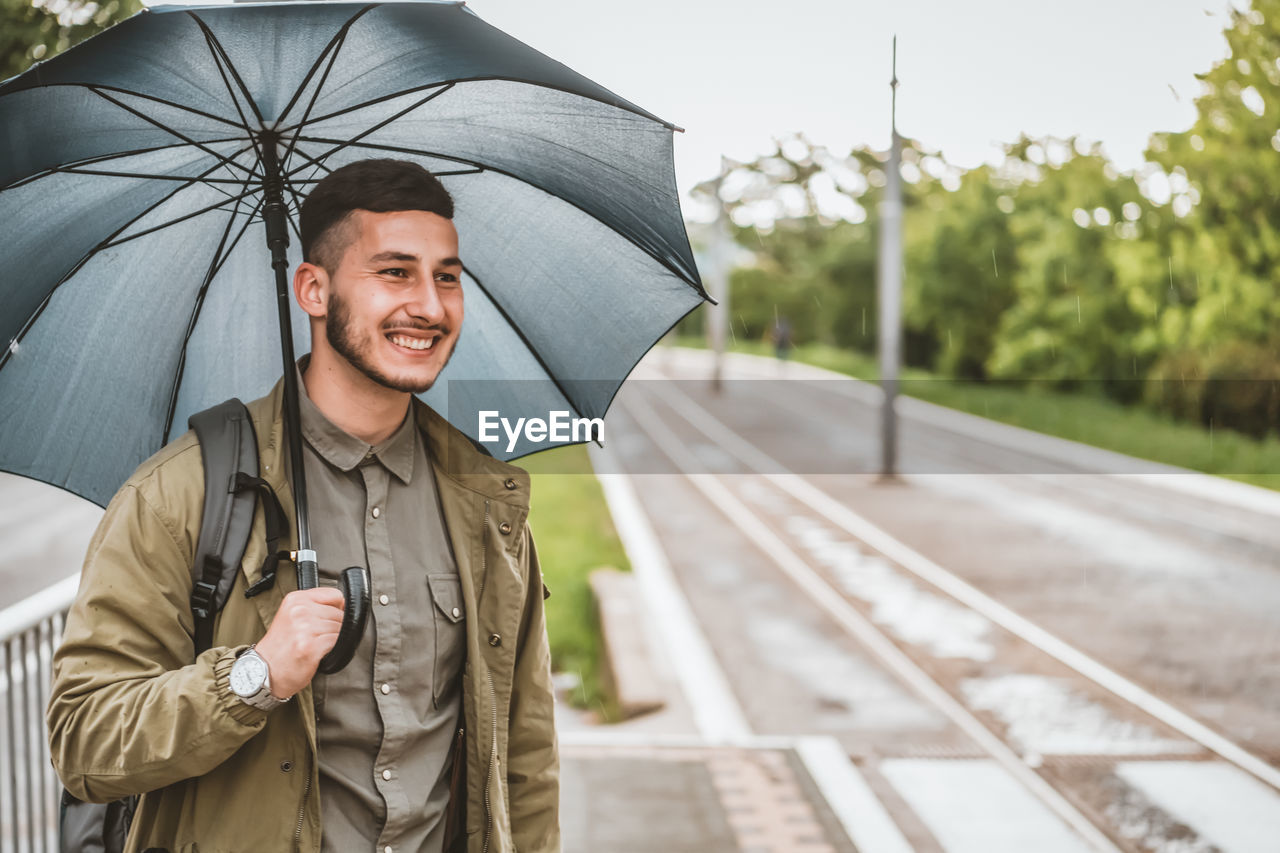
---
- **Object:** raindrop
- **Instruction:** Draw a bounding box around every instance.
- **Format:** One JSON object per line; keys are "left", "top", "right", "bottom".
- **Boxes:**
{"left": 1076, "top": 295, "right": 1081, "bottom": 323}
{"left": 861, "top": 306, "right": 866, "bottom": 336}
{"left": 991, "top": 248, "right": 999, "bottom": 278}
{"left": 7, "top": 339, "right": 17, "bottom": 356}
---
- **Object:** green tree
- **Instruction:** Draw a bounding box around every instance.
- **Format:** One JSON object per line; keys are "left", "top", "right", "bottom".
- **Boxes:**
{"left": 985, "top": 137, "right": 1152, "bottom": 400}
{"left": 904, "top": 163, "right": 1017, "bottom": 379}
{"left": 2, "top": 0, "right": 140, "bottom": 82}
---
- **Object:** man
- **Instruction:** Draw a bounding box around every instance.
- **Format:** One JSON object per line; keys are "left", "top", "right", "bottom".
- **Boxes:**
{"left": 47, "top": 159, "right": 559, "bottom": 853}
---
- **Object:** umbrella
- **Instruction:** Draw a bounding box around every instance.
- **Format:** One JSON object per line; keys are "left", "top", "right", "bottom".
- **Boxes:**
{"left": 0, "top": 0, "right": 707, "bottom": 666}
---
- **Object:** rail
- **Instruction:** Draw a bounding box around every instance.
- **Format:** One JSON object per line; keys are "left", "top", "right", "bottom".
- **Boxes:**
{"left": 0, "top": 574, "right": 79, "bottom": 853}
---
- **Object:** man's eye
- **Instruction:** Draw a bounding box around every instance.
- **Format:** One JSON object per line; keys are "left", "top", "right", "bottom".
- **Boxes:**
{"left": 436, "top": 273, "right": 459, "bottom": 283}
{"left": 380, "top": 268, "right": 409, "bottom": 278}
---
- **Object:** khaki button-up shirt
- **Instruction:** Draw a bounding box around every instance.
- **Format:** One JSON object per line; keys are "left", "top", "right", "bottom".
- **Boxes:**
{"left": 297, "top": 368, "right": 465, "bottom": 853}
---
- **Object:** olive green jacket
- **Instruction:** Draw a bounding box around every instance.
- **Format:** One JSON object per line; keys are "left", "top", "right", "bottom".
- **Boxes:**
{"left": 47, "top": 377, "right": 560, "bottom": 853}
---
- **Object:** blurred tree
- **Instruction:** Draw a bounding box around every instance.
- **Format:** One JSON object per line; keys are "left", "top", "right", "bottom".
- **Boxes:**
{"left": 985, "top": 137, "right": 1152, "bottom": 401}
{"left": 1142, "top": 0, "right": 1280, "bottom": 433}
{"left": 2, "top": 0, "right": 140, "bottom": 81}
{"left": 904, "top": 162, "right": 1017, "bottom": 380}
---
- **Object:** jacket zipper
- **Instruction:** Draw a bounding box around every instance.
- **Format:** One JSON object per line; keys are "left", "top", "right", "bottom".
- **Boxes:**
{"left": 479, "top": 500, "right": 497, "bottom": 853}
{"left": 294, "top": 752, "right": 312, "bottom": 852}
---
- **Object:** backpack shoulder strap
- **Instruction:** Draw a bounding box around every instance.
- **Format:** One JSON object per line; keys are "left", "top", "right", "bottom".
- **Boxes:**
{"left": 187, "top": 398, "right": 260, "bottom": 656}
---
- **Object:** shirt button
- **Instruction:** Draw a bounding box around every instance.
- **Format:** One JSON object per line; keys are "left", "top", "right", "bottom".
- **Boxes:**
{"left": 382, "top": 770, "right": 392, "bottom": 781}
{"left": 371, "top": 506, "right": 381, "bottom": 518}
{"left": 379, "top": 594, "right": 390, "bottom": 606}
{"left": 452, "top": 607, "right": 461, "bottom": 618}
{"left": 504, "top": 478, "right": 517, "bottom": 490}
{"left": 488, "top": 633, "right": 502, "bottom": 647}
{"left": 499, "top": 521, "right": 512, "bottom": 535}
{"left": 380, "top": 683, "right": 391, "bottom": 695}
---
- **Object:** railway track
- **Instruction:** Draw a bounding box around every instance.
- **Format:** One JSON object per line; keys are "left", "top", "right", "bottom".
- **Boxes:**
{"left": 609, "top": 372, "right": 1280, "bottom": 853}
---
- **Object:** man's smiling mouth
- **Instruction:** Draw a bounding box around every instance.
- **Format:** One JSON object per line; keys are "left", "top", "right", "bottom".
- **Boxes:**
{"left": 387, "top": 333, "right": 437, "bottom": 351}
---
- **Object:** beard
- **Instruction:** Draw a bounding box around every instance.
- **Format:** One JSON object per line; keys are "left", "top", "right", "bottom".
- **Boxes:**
{"left": 325, "top": 289, "right": 455, "bottom": 394}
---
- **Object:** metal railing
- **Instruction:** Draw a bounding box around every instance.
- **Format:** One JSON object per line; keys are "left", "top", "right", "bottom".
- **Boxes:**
{"left": 0, "top": 575, "right": 79, "bottom": 853}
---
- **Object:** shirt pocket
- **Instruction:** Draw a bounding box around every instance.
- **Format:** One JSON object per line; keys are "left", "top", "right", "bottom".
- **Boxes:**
{"left": 428, "top": 572, "right": 466, "bottom": 708}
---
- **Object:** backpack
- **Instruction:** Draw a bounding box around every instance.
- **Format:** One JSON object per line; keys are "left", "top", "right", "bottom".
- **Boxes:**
{"left": 58, "top": 398, "right": 287, "bottom": 853}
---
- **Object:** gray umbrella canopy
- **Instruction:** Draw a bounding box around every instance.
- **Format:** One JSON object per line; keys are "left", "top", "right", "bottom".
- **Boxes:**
{"left": 0, "top": 0, "right": 706, "bottom": 508}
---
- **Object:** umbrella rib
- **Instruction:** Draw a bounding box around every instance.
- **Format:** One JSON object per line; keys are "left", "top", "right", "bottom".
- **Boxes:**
{"left": 460, "top": 262, "right": 589, "bottom": 419}
{"left": 277, "top": 81, "right": 452, "bottom": 135}
{"left": 278, "top": 77, "right": 683, "bottom": 137}
{"left": 280, "top": 84, "right": 455, "bottom": 179}
{"left": 88, "top": 87, "right": 260, "bottom": 181}
{"left": 293, "top": 135, "right": 705, "bottom": 294}
{"left": 41, "top": 168, "right": 256, "bottom": 185}
{"left": 162, "top": 191, "right": 260, "bottom": 442}
{"left": 185, "top": 12, "right": 265, "bottom": 127}
{"left": 276, "top": 5, "right": 377, "bottom": 150}
{"left": 193, "top": 18, "right": 257, "bottom": 139}
{"left": 0, "top": 136, "right": 248, "bottom": 193}
{"left": 99, "top": 187, "right": 260, "bottom": 251}
{"left": 0, "top": 143, "right": 261, "bottom": 374}
{"left": 280, "top": 28, "right": 350, "bottom": 177}
{"left": 11, "top": 82, "right": 249, "bottom": 130}
{"left": 281, "top": 179, "right": 307, "bottom": 245}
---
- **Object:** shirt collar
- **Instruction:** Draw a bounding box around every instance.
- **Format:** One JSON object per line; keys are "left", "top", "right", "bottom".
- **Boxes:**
{"left": 295, "top": 357, "right": 417, "bottom": 484}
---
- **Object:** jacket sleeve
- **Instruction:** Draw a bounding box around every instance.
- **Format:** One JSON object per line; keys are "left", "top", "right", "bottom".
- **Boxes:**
{"left": 504, "top": 523, "right": 560, "bottom": 852}
{"left": 46, "top": 478, "right": 269, "bottom": 804}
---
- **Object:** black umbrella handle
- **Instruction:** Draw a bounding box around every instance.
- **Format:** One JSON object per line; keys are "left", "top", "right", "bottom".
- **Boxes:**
{"left": 294, "top": 551, "right": 370, "bottom": 674}
{"left": 318, "top": 566, "right": 370, "bottom": 675}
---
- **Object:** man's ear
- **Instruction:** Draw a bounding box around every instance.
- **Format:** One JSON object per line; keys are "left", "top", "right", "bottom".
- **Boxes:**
{"left": 294, "top": 262, "right": 329, "bottom": 320}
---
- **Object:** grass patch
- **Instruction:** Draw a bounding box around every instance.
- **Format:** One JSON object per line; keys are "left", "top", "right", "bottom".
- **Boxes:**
{"left": 520, "top": 443, "right": 631, "bottom": 721}
{"left": 672, "top": 336, "right": 1280, "bottom": 491}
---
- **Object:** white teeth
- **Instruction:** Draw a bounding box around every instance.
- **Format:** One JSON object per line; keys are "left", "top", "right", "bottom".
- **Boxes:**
{"left": 389, "top": 334, "right": 435, "bottom": 351}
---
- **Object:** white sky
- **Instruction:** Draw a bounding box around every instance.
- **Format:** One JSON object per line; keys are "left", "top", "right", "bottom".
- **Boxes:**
{"left": 470, "top": 0, "right": 1249, "bottom": 205}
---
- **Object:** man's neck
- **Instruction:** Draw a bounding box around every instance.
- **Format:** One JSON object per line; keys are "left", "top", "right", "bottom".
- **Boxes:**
{"left": 301, "top": 350, "right": 411, "bottom": 446}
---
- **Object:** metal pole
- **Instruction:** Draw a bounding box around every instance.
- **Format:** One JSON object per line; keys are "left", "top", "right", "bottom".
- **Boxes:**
{"left": 259, "top": 131, "right": 318, "bottom": 586}
{"left": 707, "top": 158, "right": 731, "bottom": 393}
{"left": 877, "top": 37, "right": 902, "bottom": 481}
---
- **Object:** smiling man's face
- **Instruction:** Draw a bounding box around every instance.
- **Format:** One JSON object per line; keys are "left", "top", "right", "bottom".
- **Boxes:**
{"left": 320, "top": 208, "right": 463, "bottom": 394}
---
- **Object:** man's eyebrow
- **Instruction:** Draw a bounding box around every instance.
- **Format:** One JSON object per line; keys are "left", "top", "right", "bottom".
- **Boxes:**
{"left": 367, "top": 251, "right": 419, "bottom": 264}
{"left": 439, "top": 256, "right": 463, "bottom": 268}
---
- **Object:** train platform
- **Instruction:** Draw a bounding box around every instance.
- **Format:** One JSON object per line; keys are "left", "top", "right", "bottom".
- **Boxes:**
{"left": 558, "top": 734, "right": 870, "bottom": 853}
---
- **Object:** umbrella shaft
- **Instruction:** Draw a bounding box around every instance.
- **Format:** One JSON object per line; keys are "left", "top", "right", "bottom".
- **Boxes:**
{"left": 260, "top": 131, "right": 312, "bottom": 556}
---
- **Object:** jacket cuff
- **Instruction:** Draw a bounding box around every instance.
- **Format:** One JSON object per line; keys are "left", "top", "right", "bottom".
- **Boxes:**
{"left": 212, "top": 645, "right": 270, "bottom": 727}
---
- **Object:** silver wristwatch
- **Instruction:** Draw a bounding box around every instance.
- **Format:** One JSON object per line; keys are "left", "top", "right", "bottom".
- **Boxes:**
{"left": 228, "top": 646, "right": 289, "bottom": 711}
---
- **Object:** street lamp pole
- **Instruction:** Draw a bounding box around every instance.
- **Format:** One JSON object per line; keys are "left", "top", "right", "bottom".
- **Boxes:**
{"left": 707, "top": 156, "right": 732, "bottom": 393}
{"left": 877, "top": 36, "right": 902, "bottom": 481}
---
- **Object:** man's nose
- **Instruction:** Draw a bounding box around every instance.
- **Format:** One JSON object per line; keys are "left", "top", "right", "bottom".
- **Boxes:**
{"left": 406, "top": 280, "right": 446, "bottom": 324}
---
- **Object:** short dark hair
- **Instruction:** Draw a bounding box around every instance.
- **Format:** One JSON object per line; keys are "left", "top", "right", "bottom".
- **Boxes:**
{"left": 300, "top": 159, "right": 455, "bottom": 273}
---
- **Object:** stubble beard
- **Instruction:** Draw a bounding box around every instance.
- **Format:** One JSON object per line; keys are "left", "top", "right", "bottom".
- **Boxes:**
{"left": 325, "top": 288, "right": 454, "bottom": 395}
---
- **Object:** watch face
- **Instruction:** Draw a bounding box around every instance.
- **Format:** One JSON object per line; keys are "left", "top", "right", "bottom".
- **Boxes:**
{"left": 230, "top": 653, "right": 268, "bottom": 697}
